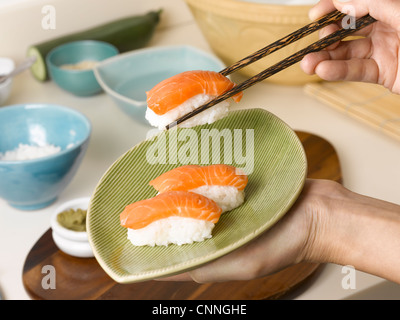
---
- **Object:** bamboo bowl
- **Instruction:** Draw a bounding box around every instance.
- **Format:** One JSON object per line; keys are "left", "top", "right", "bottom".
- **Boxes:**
{"left": 185, "top": 0, "right": 321, "bottom": 85}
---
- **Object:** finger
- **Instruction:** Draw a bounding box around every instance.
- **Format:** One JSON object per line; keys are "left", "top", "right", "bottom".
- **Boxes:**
{"left": 156, "top": 273, "right": 193, "bottom": 281}
{"left": 309, "top": 1, "right": 373, "bottom": 49}
{"left": 333, "top": 0, "right": 400, "bottom": 31}
{"left": 333, "top": 0, "right": 369, "bottom": 18}
{"left": 309, "top": 0, "right": 337, "bottom": 21}
{"left": 318, "top": 19, "right": 373, "bottom": 40}
{"left": 300, "top": 37, "right": 373, "bottom": 74}
{"left": 157, "top": 242, "right": 258, "bottom": 283}
{"left": 323, "top": 37, "right": 373, "bottom": 60}
{"left": 315, "top": 58, "right": 379, "bottom": 83}
{"left": 186, "top": 245, "right": 256, "bottom": 283}
{"left": 342, "top": 25, "right": 374, "bottom": 38}
{"left": 319, "top": 23, "right": 341, "bottom": 50}
{"left": 301, "top": 51, "right": 331, "bottom": 75}
{"left": 333, "top": 2, "right": 374, "bottom": 37}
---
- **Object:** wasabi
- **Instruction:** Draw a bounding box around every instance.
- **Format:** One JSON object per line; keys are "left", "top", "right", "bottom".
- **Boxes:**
{"left": 57, "top": 208, "right": 87, "bottom": 232}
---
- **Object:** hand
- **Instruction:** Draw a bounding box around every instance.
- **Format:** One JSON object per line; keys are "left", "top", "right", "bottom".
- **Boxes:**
{"left": 160, "top": 179, "right": 400, "bottom": 284}
{"left": 300, "top": 0, "right": 400, "bottom": 94}
{"left": 159, "top": 179, "right": 330, "bottom": 282}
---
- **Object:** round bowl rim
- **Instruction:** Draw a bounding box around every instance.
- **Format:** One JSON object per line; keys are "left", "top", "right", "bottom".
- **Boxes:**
{"left": 93, "top": 44, "right": 226, "bottom": 108}
{"left": 0, "top": 103, "right": 91, "bottom": 165}
{"left": 184, "top": 0, "right": 314, "bottom": 24}
{"left": 52, "top": 230, "right": 94, "bottom": 257}
{"left": 46, "top": 40, "right": 119, "bottom": 74}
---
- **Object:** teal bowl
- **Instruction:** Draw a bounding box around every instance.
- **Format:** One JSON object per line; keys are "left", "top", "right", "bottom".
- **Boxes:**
{"left": 46, "top": 40, "right": 119, "bottom": 97}
{"left": 0, "top": 104, "right": 91, "bottom": 210}
{"left": 94, "top": 45, "right": 226, "bottom": 125}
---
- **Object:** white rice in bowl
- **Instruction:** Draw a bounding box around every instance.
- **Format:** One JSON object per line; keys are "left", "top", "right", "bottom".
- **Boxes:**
{"left": 0, "top": 143, "right": 61, "bottom": 161}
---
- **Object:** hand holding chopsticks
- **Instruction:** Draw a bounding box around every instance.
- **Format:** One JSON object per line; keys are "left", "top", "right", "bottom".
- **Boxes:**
{"left": 165, "top": 10, "right": 376, "bottom": 130}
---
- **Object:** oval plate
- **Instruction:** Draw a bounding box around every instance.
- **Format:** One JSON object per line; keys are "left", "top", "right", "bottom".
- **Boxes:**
{"left": 87, "top": 109, "right": 307, "bottom": 283}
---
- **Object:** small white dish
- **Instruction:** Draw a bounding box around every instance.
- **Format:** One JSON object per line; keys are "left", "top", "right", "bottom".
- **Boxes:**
{"left": 0, "top": 57, "right": 15, "bottom": 106}
{"left": 51, "top": 197, "right": 94, "bottom": 258}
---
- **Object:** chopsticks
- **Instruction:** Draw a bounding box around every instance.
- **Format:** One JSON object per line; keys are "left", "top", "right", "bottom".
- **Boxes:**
{"left": 165, "top": 10, "right": 377, "bottom": 130}
{"left": 219, "top": 10, "right": 346, "bottom": 77}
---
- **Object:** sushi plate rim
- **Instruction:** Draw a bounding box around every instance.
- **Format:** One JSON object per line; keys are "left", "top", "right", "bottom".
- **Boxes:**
{"left": 86, "top": 108, "right": 307, "bottom": 284}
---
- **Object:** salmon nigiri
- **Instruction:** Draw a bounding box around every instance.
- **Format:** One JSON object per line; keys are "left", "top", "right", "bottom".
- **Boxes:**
{"left": 120, "top": 191, "right": 222, "bottom": 246}
{"left": 150, "top": 164, "right": 248, "bottom": 213}
{"left": 145, "top": 70, "right": 243, "bottom": 130}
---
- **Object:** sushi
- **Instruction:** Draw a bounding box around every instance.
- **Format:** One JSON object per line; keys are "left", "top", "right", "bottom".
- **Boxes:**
{"left": 119, "top": 164, "right": 248, "bottom": 247}
{"left": 120, "top": 191, "right": 222, "bottom": 246}
{"left": 145, "top": 70, "right": 243, "bottom": 130}
{"left": 149, "top": 164, "right": 248, "bottom": 213}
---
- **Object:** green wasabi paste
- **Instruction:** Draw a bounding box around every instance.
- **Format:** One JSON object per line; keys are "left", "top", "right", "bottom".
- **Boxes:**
{"left": 57, "top": 208, "right": 87, "bottom": 232}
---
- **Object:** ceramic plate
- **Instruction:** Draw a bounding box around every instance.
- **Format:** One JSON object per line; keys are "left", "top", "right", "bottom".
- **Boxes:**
{"left": 87, "top": 109, "right": 307, "bottom": 283}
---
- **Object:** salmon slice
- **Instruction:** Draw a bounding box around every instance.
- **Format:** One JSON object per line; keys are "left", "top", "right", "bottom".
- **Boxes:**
{"left": 120, "top": 191, "right": 222, "bottom": 230}
{"left": 146, "top": 70, "right": 243, "bottom": 115}
{"left": 149, "top": 164, "right": 248, "bottom": 193}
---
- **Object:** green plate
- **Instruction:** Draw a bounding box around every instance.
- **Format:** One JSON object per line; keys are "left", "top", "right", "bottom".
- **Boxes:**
{"left": 87, "top": 109, "right": 307, "bottom": 283}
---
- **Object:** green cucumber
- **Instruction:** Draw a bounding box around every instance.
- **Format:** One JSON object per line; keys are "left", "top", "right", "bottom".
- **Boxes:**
{"left": 27, "top": 10, "right": 162, "bottom": 81}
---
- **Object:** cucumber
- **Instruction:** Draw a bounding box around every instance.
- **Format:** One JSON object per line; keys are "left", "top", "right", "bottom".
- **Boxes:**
{"left": 27, "top": 10, "right": 162, "bottom": 81}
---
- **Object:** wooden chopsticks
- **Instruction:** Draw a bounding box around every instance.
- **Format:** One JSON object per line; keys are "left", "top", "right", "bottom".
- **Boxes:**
{"left": 219, "top": 10, "right": 346, "bottom": 77}
{"left": 165, "top": 10, "right": 377, "bottom": 130}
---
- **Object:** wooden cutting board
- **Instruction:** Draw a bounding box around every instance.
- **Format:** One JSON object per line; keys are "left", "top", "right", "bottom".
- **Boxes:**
{"left": 22, "top": 131, "right": 342, "bottom": 300}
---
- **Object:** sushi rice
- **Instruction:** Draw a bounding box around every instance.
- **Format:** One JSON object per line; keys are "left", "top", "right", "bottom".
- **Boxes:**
{"left": 122, "top": 165, "right": 248, "bottom": 247}
{"left": 125, "top": 186, "right": 244, "bottom": 247}
{"left": 145, "top": 94, "right": 230, "bottom": 130}
{"left": 127, "top": 216, "right": 215, "bottom": 247}
{"left": 190, "top": 185, "right": 245, "bottom": 213}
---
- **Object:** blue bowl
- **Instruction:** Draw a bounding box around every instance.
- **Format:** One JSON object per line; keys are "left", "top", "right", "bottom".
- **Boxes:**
{"left": 46, "top": 40, "right": 119, "bottom": 96}
{"left": 94, "top": 45, "right": 226, "bottom": 125}
{"left": 0, "top": 104, "right": 91, "bottom": 210}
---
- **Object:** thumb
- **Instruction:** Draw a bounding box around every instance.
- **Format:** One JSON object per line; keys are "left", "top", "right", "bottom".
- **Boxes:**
{"left": 333, "top": 0, "right": 400, "bottom": 31}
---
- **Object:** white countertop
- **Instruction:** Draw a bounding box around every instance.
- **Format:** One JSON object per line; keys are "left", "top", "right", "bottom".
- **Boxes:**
{"left": 1, "top": 0, "right": 400, "bottom": 300}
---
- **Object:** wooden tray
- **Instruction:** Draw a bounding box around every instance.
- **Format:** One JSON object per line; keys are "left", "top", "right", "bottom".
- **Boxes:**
{"left": 22, "top": 131, "right": 342, "bottom": 300}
